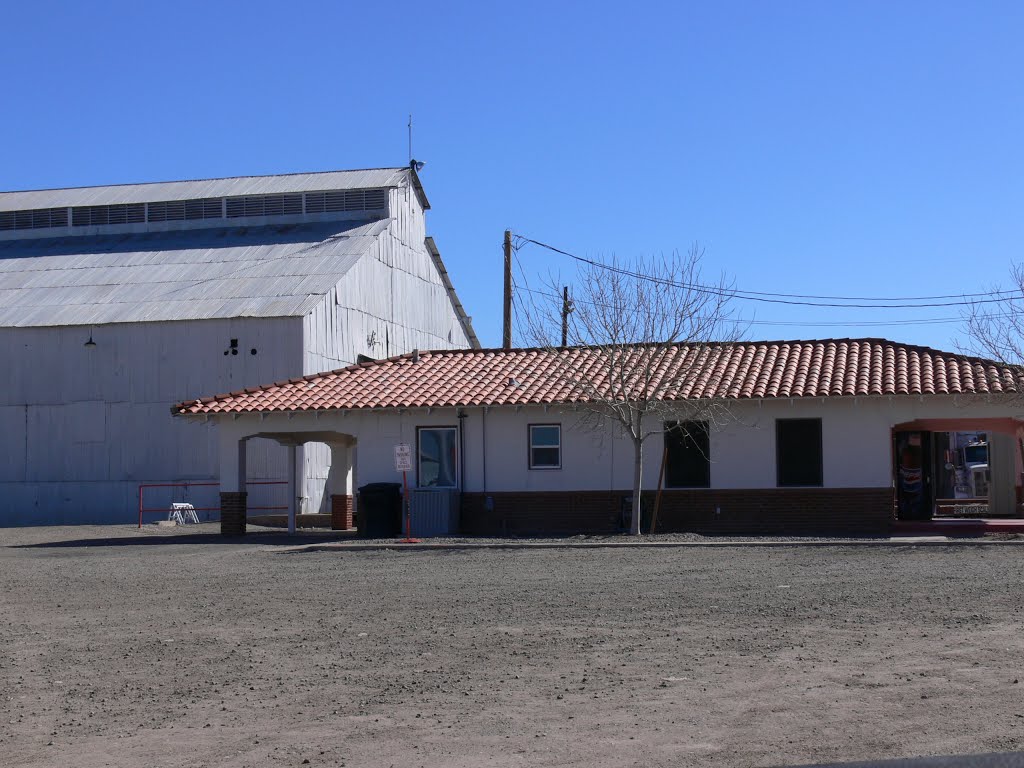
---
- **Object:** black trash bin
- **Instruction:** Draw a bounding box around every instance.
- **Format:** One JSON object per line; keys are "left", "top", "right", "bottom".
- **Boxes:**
{"left": 357, "top": 482, "right": 403, "bottom": 538}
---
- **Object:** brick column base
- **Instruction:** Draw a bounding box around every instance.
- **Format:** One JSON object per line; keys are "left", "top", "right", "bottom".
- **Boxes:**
{"left": 220, "top": 491, "right": 248, "bottom": 536}
{"left": 331, "top": 494, "right": 354, "bottom": 530}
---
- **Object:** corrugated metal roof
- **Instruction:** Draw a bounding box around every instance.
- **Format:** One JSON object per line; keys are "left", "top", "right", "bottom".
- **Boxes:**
{"left": 0, "top": 220, "right": 387, "bottom": 327}
{"left": 0, "top": 168, "right": 411, "bottom": 212}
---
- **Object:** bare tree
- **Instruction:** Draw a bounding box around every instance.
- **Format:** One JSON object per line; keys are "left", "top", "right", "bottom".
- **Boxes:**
{"left": 515, "top": 244, "right": 741, "bottom": 535}
{"left": 963, "top": 264, "right": 1024, "bottom": 364}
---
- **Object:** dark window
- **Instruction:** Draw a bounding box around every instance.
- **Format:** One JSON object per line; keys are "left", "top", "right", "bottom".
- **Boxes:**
{"left": 665, "top": 421, "right": 710, "bottom": 488}
{"left": 776, "top": 418, "right": 823, "bottom": 487}
{"left": 529, "top": 424, "right": 561, "bottom": 469}
{"left": 417, "top": 427, "right": 458, "bottom": 488}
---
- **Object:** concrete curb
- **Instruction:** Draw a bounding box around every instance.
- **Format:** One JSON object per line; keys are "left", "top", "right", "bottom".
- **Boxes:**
{"left": 272, "top": 537, "right": 1024, "bottom": 554}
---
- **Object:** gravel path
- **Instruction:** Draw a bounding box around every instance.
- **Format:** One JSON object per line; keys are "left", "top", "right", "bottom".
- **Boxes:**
{"left": 2, "top": 525, "right": 1024, "bottom": 767}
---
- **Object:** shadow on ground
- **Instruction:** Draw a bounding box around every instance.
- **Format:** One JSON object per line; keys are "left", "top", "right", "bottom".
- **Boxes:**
{"left": 9, "top": 530, "right": 356, "bottom": 549}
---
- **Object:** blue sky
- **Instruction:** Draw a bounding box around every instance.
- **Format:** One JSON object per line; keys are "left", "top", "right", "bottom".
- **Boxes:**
{"left": 3, "top": 1, "right": 1022, "bottom": 349}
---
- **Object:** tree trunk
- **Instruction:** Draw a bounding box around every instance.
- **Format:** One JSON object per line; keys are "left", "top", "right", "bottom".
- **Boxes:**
{"left": 630, "top": 436, "right": 643, "bottom": 535}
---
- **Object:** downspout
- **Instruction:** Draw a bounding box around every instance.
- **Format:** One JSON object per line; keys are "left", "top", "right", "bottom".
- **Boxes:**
{"left": 457, "top": 409, "right": 467, "bottom": 492}
{"left": 457, "top": 408, "right": 468, "bottom": 535}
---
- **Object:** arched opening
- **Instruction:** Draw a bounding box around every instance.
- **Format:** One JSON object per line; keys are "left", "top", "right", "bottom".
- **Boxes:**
{"left": 225, "top": 430, "right": 356, "bottom": 535}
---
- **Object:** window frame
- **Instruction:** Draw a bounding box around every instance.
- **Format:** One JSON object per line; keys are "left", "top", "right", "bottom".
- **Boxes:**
{"left": 775, "top": 417, "right": 824, "bottom": 488}
{"left": 664, "top": 420, "right": 711, "bottom": 489}
{"left": 528, "top": 423, "right": 562, "bottom": 470}
{"left": 416, "top": 425, "right": 459, "bottom": 489}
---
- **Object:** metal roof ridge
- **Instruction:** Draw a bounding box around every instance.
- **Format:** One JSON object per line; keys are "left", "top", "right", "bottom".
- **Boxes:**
{"left": 0, "top": 167, "right": 410, "bottom": 196}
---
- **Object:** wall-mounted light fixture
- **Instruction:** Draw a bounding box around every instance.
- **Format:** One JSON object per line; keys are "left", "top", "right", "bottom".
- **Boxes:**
{"left": 84, "top": 328, "right": 97, "bottom": 349}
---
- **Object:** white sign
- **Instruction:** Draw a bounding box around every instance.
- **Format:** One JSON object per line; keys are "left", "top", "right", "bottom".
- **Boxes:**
{"left": 394, "top": 443, "right": 412, "bottom": 472}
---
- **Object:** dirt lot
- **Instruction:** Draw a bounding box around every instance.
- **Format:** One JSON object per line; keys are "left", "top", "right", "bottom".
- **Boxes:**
{"left": 2, "top": 526, "right": 1024, "bottom": 767}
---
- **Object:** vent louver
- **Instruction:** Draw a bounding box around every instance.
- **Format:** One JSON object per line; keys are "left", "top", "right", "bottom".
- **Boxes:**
{"left": 0, "top": 207, "right": 68, "bottom": 231}
{"left": 0, "top": 187, "right": 389, "bottom": 234}
{"left": 225, "top": 193, "right": 303, "bottom": 218}
{"left": 148, "top": 198, "right": 223, "bottom": 222}
{"left": 305, "top": 188, "right": 387, "bottom": 213}
{"left": 71, "top": 204, "right": 146, "bottom": 227}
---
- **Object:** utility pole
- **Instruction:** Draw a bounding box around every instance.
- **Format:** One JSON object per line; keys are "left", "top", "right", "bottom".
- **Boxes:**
{"left": 503, "top": 229, "right": 512, "bottom": 349}
{"left": 561, "top": 286, "right": 572, "bottom": 347}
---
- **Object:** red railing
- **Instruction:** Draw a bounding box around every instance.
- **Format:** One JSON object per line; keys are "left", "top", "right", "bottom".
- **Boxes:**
{"left": 137, "top": 480, "right": 288, "bottom": 528}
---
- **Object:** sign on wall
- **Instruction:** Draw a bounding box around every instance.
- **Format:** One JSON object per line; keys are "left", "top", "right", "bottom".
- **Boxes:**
{"left": 394, "top": 443, "right": 412, "bottom": 473}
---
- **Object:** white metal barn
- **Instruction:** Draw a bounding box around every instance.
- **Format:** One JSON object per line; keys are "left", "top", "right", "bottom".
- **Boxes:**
{"left": 0, "top": 167, "right": 478, "bottom": 525}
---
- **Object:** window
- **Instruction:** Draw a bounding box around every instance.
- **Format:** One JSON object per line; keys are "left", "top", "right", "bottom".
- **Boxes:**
{"left": 529, "top": 424, "right": 561, "bottom": 469}
{"left": 776, "top": 418, "right": 823, "bottom": 487}
{"left": 665, "top": 421, "right": 710, "bottom": 488}
{"left": 417, "top": 427, "right": 458, "bottom": 488}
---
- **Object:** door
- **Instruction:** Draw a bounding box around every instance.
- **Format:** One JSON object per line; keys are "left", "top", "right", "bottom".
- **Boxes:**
{"left": 895, "top": 431, "right": 933, "bottom": 520}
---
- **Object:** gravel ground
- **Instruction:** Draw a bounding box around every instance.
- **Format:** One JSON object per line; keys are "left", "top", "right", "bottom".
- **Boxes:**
{"left": 2, "top": 525, "right": 1024, "bottom": 768}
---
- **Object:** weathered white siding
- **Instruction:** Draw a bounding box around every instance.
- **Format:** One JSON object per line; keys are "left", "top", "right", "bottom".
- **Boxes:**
{"left": 0, "top": 317, "right": 303, "bottom": 525}
{"left": 2, "top": 171, "right": 476, "bottom": 525}
{"left": 298, "top": 186, "right": 473, "bottom": 512}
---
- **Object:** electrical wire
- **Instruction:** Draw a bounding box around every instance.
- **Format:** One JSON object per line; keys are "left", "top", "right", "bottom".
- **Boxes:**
{"left": 513, "top": 235, "right": 1021, "bottom": 309}
{"left": 512, "top": 284, "right": 1020, "bottom": 329}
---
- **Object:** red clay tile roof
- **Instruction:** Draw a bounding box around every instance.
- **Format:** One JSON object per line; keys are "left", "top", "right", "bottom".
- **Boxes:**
{"left": 173, "top": 339, "right": 1024, "bottom": 415}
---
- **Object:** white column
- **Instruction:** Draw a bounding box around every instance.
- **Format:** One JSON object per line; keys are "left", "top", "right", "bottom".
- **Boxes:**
{"left": 288, "top": 444, "right": 297, "bottom": 535}
{"left": 238, "top": 439, "right": 248, "bottom": 492}
{"left": 327, "top": 442, "right": 353, "bottom": 496}
{"left": 989, "top": 432, "right": 1016, "bottom": 517}
{"left": 218, "top": 428, "right": 248, "bottom": 493}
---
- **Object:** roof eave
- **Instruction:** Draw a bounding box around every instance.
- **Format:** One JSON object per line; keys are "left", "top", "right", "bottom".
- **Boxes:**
{"left": 408, "top": 166, "right": 430, "bottom": 211}
{"left": 173, "top": 388, "right": 1023, "bottom": 418}
{"left": 425, "top": 236, "right": 479, "bottom": 349}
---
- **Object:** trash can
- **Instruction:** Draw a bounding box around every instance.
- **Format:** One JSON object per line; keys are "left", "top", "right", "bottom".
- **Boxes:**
{"left": 357, "top": 482, "right": 403, "bottom": 538}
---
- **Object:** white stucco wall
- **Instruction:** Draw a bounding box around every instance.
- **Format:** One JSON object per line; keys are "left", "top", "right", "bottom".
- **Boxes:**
{"left": 209, "top": 394, "right": 1024, "bottom": 502}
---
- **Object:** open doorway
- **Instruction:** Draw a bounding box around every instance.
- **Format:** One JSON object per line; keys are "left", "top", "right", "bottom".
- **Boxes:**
{"left": 934, "top": 431, "right": 992, "bottom": 517}
{"left": 894, "top": 423, "right": 1021, "bottom": 521}
{"left": 895, "top": 431, "right": 933, "bottom": 521}
{"left": 892, "top": 419, "right": 1024, "bottom": 533}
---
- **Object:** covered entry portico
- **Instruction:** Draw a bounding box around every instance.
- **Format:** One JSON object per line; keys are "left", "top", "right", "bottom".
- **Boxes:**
{"left": 218, "top": 422, "right": 356, "bottom": 536}
{"left": 893, "top": 416, "right": 1024, "bottom": 525}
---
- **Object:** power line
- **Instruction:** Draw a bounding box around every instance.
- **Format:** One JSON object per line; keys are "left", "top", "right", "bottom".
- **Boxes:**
{"left": 512, "top": 284, "right": 1018, "bottom": 329}
{"left": 513, "top": 235, "right": 1020, "bottom": 309}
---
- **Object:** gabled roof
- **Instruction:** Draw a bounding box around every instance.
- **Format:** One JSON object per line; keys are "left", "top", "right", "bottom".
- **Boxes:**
{"left": 173, "top": 338, "right": 1024, "bottom": 415}
{"left": 0, "top": 220, "right": 387, "bottom": 327}
{"left": 0, "top": 167, "right": 416, "bottom": 211}
{"left": 425, "top": 237, "right": 479, "bottom": 349}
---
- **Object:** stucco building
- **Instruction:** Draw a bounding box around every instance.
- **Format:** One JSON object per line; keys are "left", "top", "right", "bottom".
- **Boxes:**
{"left": 174, "top": 339, "right": 1024, "bottom": 536}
